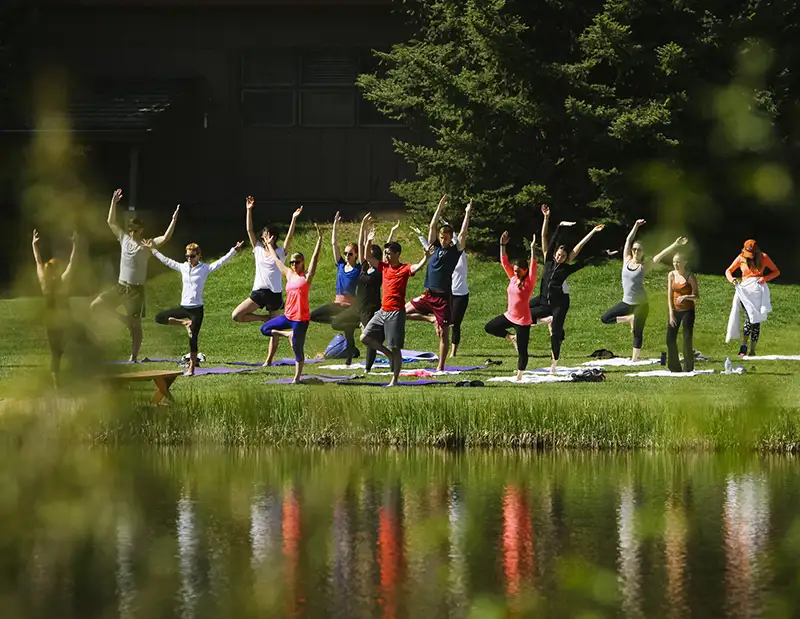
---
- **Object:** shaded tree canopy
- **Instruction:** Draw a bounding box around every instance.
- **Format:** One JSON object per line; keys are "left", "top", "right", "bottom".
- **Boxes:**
{"left": 358, "top": 0, "right": 800, "bottom": 265}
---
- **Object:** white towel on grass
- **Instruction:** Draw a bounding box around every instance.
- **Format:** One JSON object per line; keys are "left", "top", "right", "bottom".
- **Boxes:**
{"left": 527, "top": 366, "right": 583, "bottom": 375}
{"left": 582, "top": 358, "right": 660, "bottom": 367}
{"left": 488, "top": 374, "right": 574, "bottom": 384}
{"left": 726, "top": 280, "right": 772, "bottom": 343}
{"left": 742, "top": 355, "right": 800, "bottom": 361}
{"left": 625, "top": 369, "right": 715, "bottom": 378}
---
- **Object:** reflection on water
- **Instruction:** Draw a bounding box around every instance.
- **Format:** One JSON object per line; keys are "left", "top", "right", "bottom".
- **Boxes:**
{"left": 3, "top": 449, "right": 800, "bottom": 619}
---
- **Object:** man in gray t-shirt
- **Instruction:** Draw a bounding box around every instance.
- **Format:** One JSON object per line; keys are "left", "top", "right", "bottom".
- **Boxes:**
{"left": 90, "top": 188, "right": 180, "bottom": 361}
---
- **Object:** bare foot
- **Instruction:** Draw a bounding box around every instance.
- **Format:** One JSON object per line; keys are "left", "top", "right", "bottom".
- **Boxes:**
{"left": 508, "top": 334, "right": 518, "bottom": 353}
{"left": 182, "top": 320, "right": 193, "bottom": 337}
{"left": 550, "top": 360, "right": 557, "bottom": 375}
{"left": 262, "top": 359, "right": 273, "bottom": 367}
{"left": 450, "top": 344, "right": 458, "bottom": 358}
{"left": 514, "top": 371, "right": 523, "bottom": 382}
{"left": 386, "top": 380, "right": 398, "bottom": 388}
{"left": 128, "top": 355, "right": 137, "bottom": 363}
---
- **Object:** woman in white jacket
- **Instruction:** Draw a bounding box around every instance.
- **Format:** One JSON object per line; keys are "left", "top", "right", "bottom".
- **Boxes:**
{"left": 144, "top": 239, "right": 243, "bottom": 374}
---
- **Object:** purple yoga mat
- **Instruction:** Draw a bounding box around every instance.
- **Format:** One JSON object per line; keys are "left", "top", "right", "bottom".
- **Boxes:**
{"left": 191, "top": 366, "right": 252, "bottom": 376}
{"left": 271, "top": 357, "right": 325, "bottom": 367}
{"left": 266, "top": 374, "right": 358, "bottom": 385}
{"left": 107, "top": 357, "right": 179, "bottom": 365}
{"left": 226, "top": 361, "right": 265, "bottom": 367}
{"left": 443, "top": 365, "right": 483, "bottom": 372}
{"left": 338, "top": 379, "right": 444, "bottom": 387}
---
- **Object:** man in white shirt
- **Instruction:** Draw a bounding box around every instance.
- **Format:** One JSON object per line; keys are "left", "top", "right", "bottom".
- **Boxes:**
{"left": 90, "top": 188, "right": 180, "bottom": 361}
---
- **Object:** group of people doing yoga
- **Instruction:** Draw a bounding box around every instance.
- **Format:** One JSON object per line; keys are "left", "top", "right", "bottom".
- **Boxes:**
{"left": 32, "top": 188, "right": 781, "bottom": 386}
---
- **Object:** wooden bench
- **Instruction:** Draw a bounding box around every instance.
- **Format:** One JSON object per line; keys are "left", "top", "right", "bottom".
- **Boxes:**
{"left": 109, "top": 370, "right": 183, "bottom": 404}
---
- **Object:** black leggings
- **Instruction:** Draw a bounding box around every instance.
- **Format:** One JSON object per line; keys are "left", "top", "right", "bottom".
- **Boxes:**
{"left": 311, "top": 302, "right": 357, "bottom": 356}
{"left": 601, "top": 301, "right": 649, "bottom": 349}
{"left": 155, "top": 305, "right": 204, "bottom": 353}
{"left": 529, "top": 295, "right": 571, "bottom": 361}
{"left": 330, "top": 305, "right": 376, "bottom": 369}
{"left": 450, "top": 294, "right": 469, "bottom": 346}
{"left": 484, "top": 314, "right": 530, "bottom": 371}
{"left": 741, "top": 302, "right": 761, "bottom": 345}
{"left": 666, "top": 309, "right": 695, "bottom": 372}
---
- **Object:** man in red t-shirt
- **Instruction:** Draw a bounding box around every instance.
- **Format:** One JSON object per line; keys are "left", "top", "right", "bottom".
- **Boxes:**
{"left": 361, "top": 241, "right": 429, "bottom": 386}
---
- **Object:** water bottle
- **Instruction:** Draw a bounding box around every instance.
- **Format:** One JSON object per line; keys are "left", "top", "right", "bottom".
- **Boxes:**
{"left": 724, "top": 357, "right": 732, "bottom": 374}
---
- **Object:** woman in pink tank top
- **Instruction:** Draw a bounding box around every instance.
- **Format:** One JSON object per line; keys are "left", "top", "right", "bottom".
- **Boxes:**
{"left": 260, "top": 224, "right": 323, "bottom": 383}
{"left": 484, "top": 231, "right": 537, "bottom": 381}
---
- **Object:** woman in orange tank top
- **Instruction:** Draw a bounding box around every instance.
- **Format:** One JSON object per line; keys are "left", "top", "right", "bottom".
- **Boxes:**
{"left": 724, "top": 239, "right": 780, "bottom": 356}
{"left": 666, "top": 252, "right": 699, "bottom": 372}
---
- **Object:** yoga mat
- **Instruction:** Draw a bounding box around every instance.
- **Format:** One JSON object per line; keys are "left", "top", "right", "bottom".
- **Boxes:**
{"left": 489, "top": 374, "right": 574, "bottom": 384}
{"left": 266, "top": 374, "right": 359, "bottom": 385}
{"left": 582, "top": 358, "right": 660, "bottom": 367}
{"left": 625, "top": 369, "right": 715, "bottom": 378}
{"left": 319, "top": 362, "right": 389, "bottom": 370}
{"left": 377, "top": 349, "right": 439, "bottom": 362}
{"left": 742, "top": 355, "right": 800, "bottom": 361}
{"left": 271, "top": 357, "right": 325, "bottom": 367}
{"left": 191, "top": 366, "right": 253, "bottom": 376}
{"left": 107, "top": 357, "right": 179, "bottom": 365}
{"left": 226, "top": 361, "right": 266, "bottom": 367}
{"left": 338, "top": 379, "right": 444, "bottom": 387}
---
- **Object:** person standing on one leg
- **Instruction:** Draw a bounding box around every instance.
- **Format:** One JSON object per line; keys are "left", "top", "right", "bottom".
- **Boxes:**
{"left": 260, "top": 225, "right": 323, "bottom": 383}
{"left": 484, "top": 231, "right": 537, "bottom": 381}
{"left": 361, "top": 241, "right": 429, "bottom": 387}
{"left": 600, "top": 219, "right": 687, "bottom": 361}
{"left": 232, "top": 196, "right": 302, "bottom": 364}
{"left": 530, "top": 205, "right": 605, "bottom": 374}
{"left": 666, "top": 253, "right": 699, "bottom": 372}
{"left": 32, "top": 229, "right": 78, "bottom": 388}
{"left": 310, "top": 211, "right": 362, "bottom": 364}
{"left": 331, "top": 212, "right": 383, "bottom": 372}
{"left": 145, "top": 239, "right": 243, "bottom": 375}
{"left": 724, "top": 240, "right": 780, "bottom": 357}
{"left": 411, "top": 222, "right": 470, "bottom": 358}
{"left": 406, "top": 195, "right": 472, "bottom": 372}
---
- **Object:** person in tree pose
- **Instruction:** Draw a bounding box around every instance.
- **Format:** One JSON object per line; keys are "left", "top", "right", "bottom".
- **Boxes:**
{"left": 90, "top": 188, "right": 180, "bottom": 361}
{"left": 260, "top": 224, "right": 323, "bottom": 383}
{"left": 530, "top": 205, "right": 605, "bottom": 374}
{"left": 724, "top": 239, "right": 780, "bottom": 356}
{"left": 145, "top": 239, "right": 243, "bottom": 375}
{"left": 484, "top": 231, "right": 537, "bottom": 381}
{"left": 330, "top": 212, "right": 383, "bottom": 372}
{"left": 406, "top": 195, "right": 471, "bottom": 372}
{"left": 666, "top": 252, "right": 699, "bottom": 372}
{"left": 310, "top": 211, "right": 362, "bottom": 364}
{"left": 600, "top": 219, "right": 687, "bottom": 361}
{"left": 410, "top": 217, "right": 470, "bottom": 358}
{"left": 32, "top": 229, "right": 78, "bottom": 388}
{"left": 232, "top": 196, "right": 302, "bottom": 361}
{"left": 361, "top": 240, "right": 430, "bottom": 387}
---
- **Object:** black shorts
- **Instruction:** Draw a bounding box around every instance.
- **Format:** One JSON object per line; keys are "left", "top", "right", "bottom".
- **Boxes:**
{"left": 99, "top": 283, "right": 146, "bottom": 318}
{"left": 249, "top": 288, "right": 284, "bottom": 311}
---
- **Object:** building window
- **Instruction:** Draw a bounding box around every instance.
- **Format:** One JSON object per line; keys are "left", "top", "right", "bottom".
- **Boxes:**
{"left": 240, "top": 48, "right": 403, "bottom": 128}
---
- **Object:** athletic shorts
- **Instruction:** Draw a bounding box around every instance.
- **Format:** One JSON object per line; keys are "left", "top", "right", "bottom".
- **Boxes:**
{"left": 99, "top": 283, "right": 146, "bottom": 318}
{"left": 249, "top": 288, "right": 284, "bottom": 311}
{"left": 363, "top": 309, "right": 406, "bottom": 349}
{"left": 410, "top": 290, "right": 451, "bottom": 327}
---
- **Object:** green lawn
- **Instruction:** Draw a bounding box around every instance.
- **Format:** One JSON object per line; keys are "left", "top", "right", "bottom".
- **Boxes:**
{"left": 1, "top": 222, "right": 798, "bottom": 448}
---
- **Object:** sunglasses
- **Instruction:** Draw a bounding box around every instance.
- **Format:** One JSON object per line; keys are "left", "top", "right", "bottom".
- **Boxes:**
{"left": 289, "top": 259, "right": 303, "bottom": 265}
{"left": 186, "top": 254, "right": 197, "bottom": 259}
{"left": 633, "top": 246, "right": 643, "bottom": 252}
{"left": 345, "top": 251, "right": 355, "bottom": 256}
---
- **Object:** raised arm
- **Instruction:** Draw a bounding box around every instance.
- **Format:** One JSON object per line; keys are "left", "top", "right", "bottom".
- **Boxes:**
{"left": 152, "top": 204, "right": 180, "bottom": 248}
{"left": 529, "top": 233, "right": 537, "bottom": 278}
{"left": 456, "top": 200, "right": 472, "bottom": 251}
{"left": 142, "top": 239, "right": 182, "bottom": 271}
{"left": 761, "top": 254, "right": 780, "bottom": 283}
{"left": 386, "top": 220, "right": 400, "bottom": 243}
{"left": 283, "top": 205, "right": 303, "bottom": 252}
{"left": 265, "top": 233, "right": 291, "bottom": 278}
{"left": 358, "top": 212, "right": 368, "bottom": 258}
{"left": 61, "top": 232, "right": 78, "bottom": 285}
{"left": 568, "top": 225, "right": 604, "bottom": 262}
{"left": 540, "top": 205, "right": 551, "bottom": 257}
{"left": 305, "top": 224, "right": 324, "bottom": 284}
{"left": 499, "top": 231, "right": 514, "bottom": 278}
{"left": 410, "top": 244, "right": 432, "bottom": 276}
{"left": 31, "top": 230, "right": 45, "bottom": 286}
{"left": 427, "top": 194, "right": 447, "bottom": 245}
{"left": 411, "top": 225, "right": 431, "bottom": 251}
{"left": 649, "top": 236, "right": 688, "bottom": 272}
{"left": 209, "top": 241, "right": 244, "bottom": 272}
{"left": 245, "top": 196, "right": 258, "bottom": 248}
{"left": 106, "top": 189, "right": 124, "bottom": 238}
{"left": 624, "top": 219, "right": 645, "bottom": 261}
{"left": 331, "top": 211, "right": 342, "bottom": 267}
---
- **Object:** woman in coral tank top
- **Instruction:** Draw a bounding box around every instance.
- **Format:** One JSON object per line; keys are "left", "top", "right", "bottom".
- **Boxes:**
{"left": 666, "top": 252, "right": 699, "bottom": 372}
{"left": 260, "top": 224, "right": 323, "bottom": 383}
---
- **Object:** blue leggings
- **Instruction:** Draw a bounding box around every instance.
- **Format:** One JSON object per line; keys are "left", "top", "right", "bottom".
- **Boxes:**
{"left": 261, "top": 315, "right": 309, "bottom": 362}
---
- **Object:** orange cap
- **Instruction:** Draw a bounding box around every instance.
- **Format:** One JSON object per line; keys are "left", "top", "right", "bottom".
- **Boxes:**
{"left": 741, "top": 239, "right": 757, "bottom": 259}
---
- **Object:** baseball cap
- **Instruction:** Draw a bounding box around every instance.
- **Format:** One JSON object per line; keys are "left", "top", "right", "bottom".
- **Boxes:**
{"left": 741, "top": 239, "right": 757, "bottom": 259}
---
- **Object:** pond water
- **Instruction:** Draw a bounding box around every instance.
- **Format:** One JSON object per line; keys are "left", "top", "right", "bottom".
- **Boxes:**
{"left": 3, "top": 448, "right": 800, "bottom": 618}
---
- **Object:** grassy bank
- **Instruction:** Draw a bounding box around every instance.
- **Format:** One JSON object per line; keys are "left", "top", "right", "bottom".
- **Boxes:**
{"left": 1, "top": 222, "right": 799, "bottom": 449}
